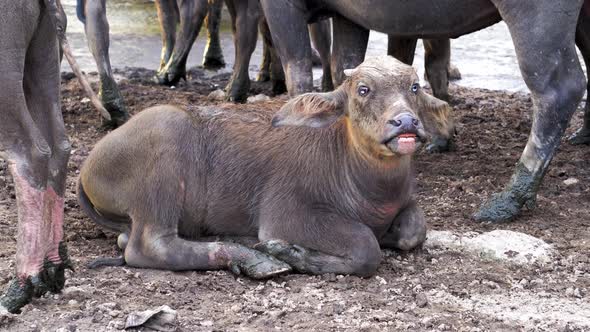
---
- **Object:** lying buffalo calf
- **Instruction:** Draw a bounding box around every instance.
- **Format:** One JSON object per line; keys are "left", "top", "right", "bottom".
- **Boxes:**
{"left": 78, "top": 56, "right": 453, "bottom": 278}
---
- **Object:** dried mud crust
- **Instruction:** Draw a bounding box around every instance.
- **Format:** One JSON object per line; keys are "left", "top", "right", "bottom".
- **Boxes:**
{"left": 0, "top": 68, "right": 588, "bottom": 331}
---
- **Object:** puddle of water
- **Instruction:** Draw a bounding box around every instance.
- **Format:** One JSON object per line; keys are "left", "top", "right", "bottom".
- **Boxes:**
{"left": 62, "top": 1, "right": 585, "bottom": 93}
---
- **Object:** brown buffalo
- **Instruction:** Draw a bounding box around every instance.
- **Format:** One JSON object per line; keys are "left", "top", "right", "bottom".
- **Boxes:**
{"left": 78, "top": 56, "right": 453, "bottom": 278}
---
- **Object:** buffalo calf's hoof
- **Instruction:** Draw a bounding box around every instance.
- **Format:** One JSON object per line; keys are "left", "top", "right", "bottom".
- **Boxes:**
{"left": 568, "top": 127, "right": 590, "bottom": 145}
{"left": 228, "top": 249, "right": 291, "bottom": 279}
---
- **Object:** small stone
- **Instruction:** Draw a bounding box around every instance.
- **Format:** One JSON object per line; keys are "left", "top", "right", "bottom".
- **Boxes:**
{"left": 563, "top": 178, "right": 579, "bottom": 186}
{"left": 81, "top": 97, "right": 90, "bottom": 104}
{"left": 67, "top": 299, "right": 79, "bottom": 307}
{"left": 415, "top": 293, "right": 428, "bottom": 308}
{"left": 207, "top": 89, "right": 226, "bottom": 101}
{"left": 247, "top": 94, "right": 271, "bottom": 103}
{"left": 200, "top": 320, "right": 214, "bottom": 327}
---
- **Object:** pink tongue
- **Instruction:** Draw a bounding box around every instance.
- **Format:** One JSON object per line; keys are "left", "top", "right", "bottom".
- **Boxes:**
{"left": 397, "top": 137, "right": 416, "bottom": 154}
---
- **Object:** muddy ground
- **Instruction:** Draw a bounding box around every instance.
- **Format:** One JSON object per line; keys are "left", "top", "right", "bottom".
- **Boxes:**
{"left": 0, "top": 67, "right": 589, "bottom": 331}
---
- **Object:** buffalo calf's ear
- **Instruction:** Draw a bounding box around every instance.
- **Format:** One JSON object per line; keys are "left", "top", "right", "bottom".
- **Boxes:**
{"left": 272, "top": 89, "right": 347, "bottom": 128}
{"left": 416, "top": 91, "right": 455, "bottom": 140}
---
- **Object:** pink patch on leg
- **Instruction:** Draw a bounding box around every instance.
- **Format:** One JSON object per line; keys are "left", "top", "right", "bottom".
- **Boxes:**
{"left": 45, "top": 187, "right": 65, "bottom": 264}
{"left": 9, "top": 164, "right": 47, "bottom": 279}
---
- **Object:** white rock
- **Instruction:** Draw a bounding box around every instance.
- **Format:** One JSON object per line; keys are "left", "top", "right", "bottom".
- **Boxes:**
{"left": 563, "top": 178, "right": 579, "bottom": 186}
{"left": 424, "top": 230, "right": 555, "bottom": 265}
{"left": 207, "top": 89, "right": 226, "bottom": 101}
{"left": 247, "top": 94, "right": 271, "bottom": 103}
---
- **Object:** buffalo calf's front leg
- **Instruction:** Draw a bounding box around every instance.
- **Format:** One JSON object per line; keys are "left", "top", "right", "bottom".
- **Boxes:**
{"left": 379, "top": 201, "right": 427, "bottom": 251}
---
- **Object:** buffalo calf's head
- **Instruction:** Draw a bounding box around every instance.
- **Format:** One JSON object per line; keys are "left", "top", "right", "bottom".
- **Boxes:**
{"left": 272, "top": 56, "right": 454, "bottom": 159}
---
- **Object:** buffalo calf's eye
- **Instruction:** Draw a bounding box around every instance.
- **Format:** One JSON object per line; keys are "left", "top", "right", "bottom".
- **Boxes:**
{"left": 411, "top": 83, "right": 420, "bottom": 93}
{"left": 357, "top": 85, "right": 370, "bottom": 97}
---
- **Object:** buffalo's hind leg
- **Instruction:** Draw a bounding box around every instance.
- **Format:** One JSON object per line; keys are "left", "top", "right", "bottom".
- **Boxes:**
{"left": 122, "top": 213, "right": 290, "bottom": 279}
{"left": 475, "top": 0, "right": 586, "bottom": 222}
{"left": 379, "top": 201, "right": 427, "bottom": 251}
{"left": 569, "top": 8, "right": 590, "bottom": 145}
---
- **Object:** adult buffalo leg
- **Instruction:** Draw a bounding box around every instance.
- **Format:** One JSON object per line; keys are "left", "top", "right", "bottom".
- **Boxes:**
{"left": 155, "top": 0, "right": 179, "bottom": 73}
{"left": 82, "top": 0, "right": 129, "bottom": 126}
{"left": 256, "top": 33, "right": 272, "bottom": 82}
{"left": 423, "top": 39, "right": 451, "bottom": 101}
{"left": 259, "top": 19, "right": 287, "bottom": 95}
{"left": 387, "top": 36, "right": 418, "bottom": 65}
{"left": 0, "top": 4, "right": 70, "bottom": 313}
{"left": 224, "top": 0, "right": 260, "bottom": 102}
{"left": 475, "top": 0, "right": 586, "bottom": 222}
{"left": 260, "top": 0, "right": 313, "bottom": 96}
{"left": 310, "top": 20, "right": 333, "bottom": 91}
{"left": 330, "top": 16, "right": 369, "bottom": 88}
{"left": 569, "top": 7, "right": 590, "bottom": 145}
{"left": 202, "top": 0, "right": 225, "bottom": 69}
{"left": 156, "top": 0, "right": 208, "bottom": 86}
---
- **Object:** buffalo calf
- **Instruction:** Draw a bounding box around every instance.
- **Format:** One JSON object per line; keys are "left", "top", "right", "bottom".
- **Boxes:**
{"left": 78, "top": 56, "right": 453, "bottom": 278}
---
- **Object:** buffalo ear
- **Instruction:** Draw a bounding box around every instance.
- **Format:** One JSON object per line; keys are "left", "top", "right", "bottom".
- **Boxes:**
{"left": 271, "top": 90, "right": 347, "bottom": 128}
{"left": 416, "top": 91, "right": 455, "bottom": 140}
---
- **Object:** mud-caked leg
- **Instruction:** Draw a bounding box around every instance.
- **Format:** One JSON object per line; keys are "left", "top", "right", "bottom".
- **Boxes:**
{"left": 202, "top": 0, "right": 225, "bottom": 69}
{"left": 260, "top": 0, "right": 313, "bottom": 96}
{"left": 310, "top": 20, "right": 333, "bottom": 92}
{"left": 224, "top": 0, "right": 261, "bottom": 102}
{"left": 330, "top": 16, "right": 369, "bottom": 88}
{"left": 155, "top": 0, "right": 179, "bottom": 73}
{"left": 83, "top": 0, "right": 129, "bottom": 126}
{"left": 475, "top": 0, "right": 586, "bottom": 222}
{"left": 569, "top": 8, "right": 590, "bottom": 145}
{"left": 379, "top": 201, "right": 427, "bottom": 251}
{"left": 156, "top": 0, "right": 208, "bottom": 85}
{"left": 0, "top": 2, "right": 69, "bottom": 313}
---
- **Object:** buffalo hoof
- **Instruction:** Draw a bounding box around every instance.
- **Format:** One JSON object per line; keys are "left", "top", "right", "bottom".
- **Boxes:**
{"left": 256, "top": 239, "right": 312, "bottom": 273}
{"left": 99, "top": 78, "right": 130, "bottom": 128}
{"left": 0, "top": 278, "right": 33, "bottom": 314}
{"left": 203, "top": 56, "right": 225, "bottom": 70}
{"left": 225, "top": 81, "right": 250, "bottom": 103}
{"left": 271, "top": 80, "right": 287, "bottom": 96}
{"left": 155, "top": 66, "right": 186, "bottom": 87}
{"left": 448, "top": 64, "right": 462, "bottom": 81}
{"left": 473, "top": 191, "right": 523, "bottom": 223}
{"left": 568, "top": 127, "right": 590, "bottom": 145}
{"left": 228, "top": 249, "right": 291, "bottom": 279}
{"left": 256, "top": 70, "right": 271, "bottom": 83}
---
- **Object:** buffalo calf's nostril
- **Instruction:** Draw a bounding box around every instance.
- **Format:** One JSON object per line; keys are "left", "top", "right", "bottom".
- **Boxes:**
{"left": 412, "top": 119, "right": 420, "bottom": 126}
{"left": 390, "top": 119, "right": 402, "bottom": 127}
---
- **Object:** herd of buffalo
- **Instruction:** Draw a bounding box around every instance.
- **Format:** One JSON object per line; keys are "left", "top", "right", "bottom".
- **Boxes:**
{"left": 0, "top": 0, "right": 588, "bottom": 315}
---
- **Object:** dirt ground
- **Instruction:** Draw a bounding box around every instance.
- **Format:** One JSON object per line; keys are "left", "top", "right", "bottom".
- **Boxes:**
{"left": 0, "top": 67, "right": 589, "bottom": 331}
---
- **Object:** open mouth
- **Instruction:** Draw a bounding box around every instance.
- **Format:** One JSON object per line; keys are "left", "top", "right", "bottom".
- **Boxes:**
{"left": 384, "top": 132, "right": 425, "bottom": 155}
